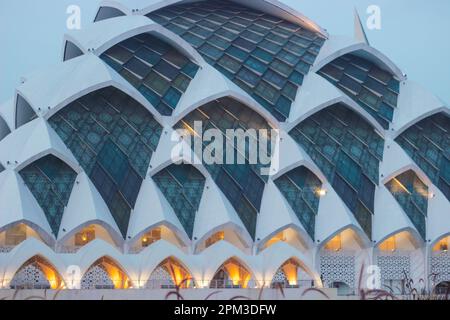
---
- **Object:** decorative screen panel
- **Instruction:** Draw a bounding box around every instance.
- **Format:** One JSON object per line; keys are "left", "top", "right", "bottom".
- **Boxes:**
{"left": 318, "top": 52, "right": 400, "bottom": 129}
{"left": 19, "top": 155, "right": 77, "bottom": 236}
{"left": 174, "top": 97, "right": 273, "bottom": 238}
{"left": 290, "top": 104, "right": 385, "bottom": 238}
{"left": 48, "top": 87, "right": 163, "bottom": 237}
{"left": 152, "top": 164, "right": 206, "bottom": 238}
{"left": 395, "top": 113, "right": 450, "bottom": 201}
{"left": 274, "top": 166, "right": 322, "bottom": 239}
{"left": 101, "top": 33, "right": 199, "bottom": 116}
{"left": 148, "top": 0, "right": 326, "bottom": 121}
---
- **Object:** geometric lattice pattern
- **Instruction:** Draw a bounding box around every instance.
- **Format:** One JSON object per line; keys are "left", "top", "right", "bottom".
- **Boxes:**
{"left": 10, "top": 262, "right": 51, "bottom": 289}
{"left": 152, "top": 164, "right": 206, "bottom": 238}
{"left": 175, "top": 97, "right": 273, "bottom": 239}
{"left": 146, "top": 265, "right": 175, "bottom": 289}
{"left": 385, "top": 170, "right": 428, "bottom": 239}
{"left": 80, "top": 265, "right": 115, "bottom": 289}
{"left": 100, "top": 33, "right": 199, "bottom": 116}
{"left": 48, "top": 86, "right": 163, "bottom": 237}
{"left": 274, "top": 166, "right": 322, "bottom": 239}
{"left": 80, "top": 257, "right": 128, "bottom": 289}
{"left": 430, "top": 252, "right": 450, "bottom": 283}
{"left": 377, "top": 253, "right": 410, "bottom": 282}
{"left": 320, "top": 251, "right": 355, "bottom": 289}
{"left": 9, "top": 256, "right": 60, "bottom": 289}
{"left": 148, "top": 0, "right": 326, "bottom": 121}
{"left": 290, "top": 104, "right": 385, "bottom": 238}
{"left": 19, "top": 155, "right": 77, "bottom": 236}
{"left": 395, "top": 113, "right": 450, "bottom": 201}
{"left": 318, "top": 52, "right": 400, "bottom": 129}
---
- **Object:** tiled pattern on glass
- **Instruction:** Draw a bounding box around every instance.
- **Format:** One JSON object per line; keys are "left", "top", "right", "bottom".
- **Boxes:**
{"left": 274, "top": 166, "right": 322, "bottom": 239}
{"left": 385, "top": 170, "right": 428, "bottom": 239}
{"left": 318, "top": 52, "right": 400, "bottom": 129}
{"left": 100, "top": 33, "right": 199, "bottom": 116}
{"left": 152, "top": 164, "right": 206, "bottom": 238}
{"left": 19, "top": 155, "right": 77, "bottom": 236}
{"left": 395, "top": 113, "right": 450, "bottom": 201}
{"left": 48, "top": 87, "right": 163, "bottom": 237}
{"left": 175, "top": 97, "right": 273, "bottom": 238}
{"left": 148, "top": 0, "right": 326, "bottom": 121}
{"left": 289, "top": 104, "right": 385, "bottom": 238}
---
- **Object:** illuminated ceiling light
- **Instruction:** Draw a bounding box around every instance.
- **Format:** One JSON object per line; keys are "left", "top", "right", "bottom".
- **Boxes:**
{"left": 317, "top": 188, "right": 327, "bottom": 197}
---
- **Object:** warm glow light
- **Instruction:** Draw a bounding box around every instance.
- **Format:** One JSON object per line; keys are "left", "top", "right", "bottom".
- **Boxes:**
{"left": 316, "top": 188, "right": 327, "bottom": 197}
{"left": 324, "top": 234, "right": 342, "bottom": 251}
{"left": 101, "top": 259, "right": 129, "bottom": 289}
{"left": 433, "top": 237, "right": 450, "bottom": 252}
{"left": 39, "top": 262, "right": 61, "bottom": 289}
{"left": 391, "top": 178, "right": 411, "bottom": 194}
{"left": 282, "top": 262, "right": 298, "bottom": 286}
{"left": 379, "top": 236, "right": 396, "bottom": 252}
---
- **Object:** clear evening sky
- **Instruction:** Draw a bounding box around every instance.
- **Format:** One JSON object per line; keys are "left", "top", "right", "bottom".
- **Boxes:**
{"left": 0, "top": 0, "right": 449, "bottom": 105}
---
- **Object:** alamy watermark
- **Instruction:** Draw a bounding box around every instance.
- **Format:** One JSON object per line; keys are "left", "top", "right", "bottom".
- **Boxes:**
{"left": 171, "top": 121, "right": 280, "bottom": 176}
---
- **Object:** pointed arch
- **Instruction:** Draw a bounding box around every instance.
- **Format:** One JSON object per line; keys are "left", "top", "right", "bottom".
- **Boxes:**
{"left": 258, "top": 224, "right": 310, "bottom": 253}
{"left": 148, "top": 0, "right": 327, "bottom": 121}
{"left": 0, "top": 115, "right": 10, "bottom": 142}
{"left": 319, "top": 225, "right": 370, "bottom": 251}
{"left": 63, "top": 40, "right": 84, "bottom": 61}
{"left": 152, "top": 163, "right": 206, "bottom": 238}
{"left": 290, "top": 103, "right": 385, "bottom": 239}
{"left": 384, "top": 170, "right": 429, "bottom": 239}
{"left": 80, "top": 256, "right": 131, "bottom": 289}
{"left": 271, "top": 257, "right": 315, "bottom": 287}
{"left": 99, "top": 31, "right": 200, "bottom": 116}
{"left": 146, "top": 256, "right": 194, "bottom": 289}
{"left": 375, "top": 227, "right": 423, "bottom": 251}
{"left": 128, "top": 223, "right": 188, "bottom": 253}
{"left": 430, "top": 233, "right": 450, "bottom": 252}
{"left": 0, "top": 222, "right": 49, "bottom": 253}
{"left": 174, "top": 96, "right": 275, "bottom": 239}
{"left": 18, "top": 154, "right": 77, "bottom": 237}
{"left": 194, "top": 222, "right": 252, "bottom": 254}
{"left": 48, "top": 86, "right": 164, "bottom": 238}
{"left": 273, "top": 165, "right": 323, "bottom": 239}
{"left": 94, "top": 6, "right": 125, "bottom": 22}
{"left": 15, "top": 94, "right": 37, "bottom": 129}
{"left": 57, "top": 220, "right": 123, "bottom": 252}
{"left": 210, "top": 256, "right": 256, "bottom": 289}
{"left": 9, "top": 255, "right": 64, "bottom": 289}
{"left": 0, "top": 220, "right": 54, "bottom": 248}
{"left": 316, "top": 49, "right": 401, "bottom": 129}
{"left": 395, "top": 112, "right": 450, "bottom": 201}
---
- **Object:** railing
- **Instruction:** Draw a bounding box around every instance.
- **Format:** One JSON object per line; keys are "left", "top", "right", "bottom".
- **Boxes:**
{"left": 1, "top": 279, "right": 319, "bottom": 290}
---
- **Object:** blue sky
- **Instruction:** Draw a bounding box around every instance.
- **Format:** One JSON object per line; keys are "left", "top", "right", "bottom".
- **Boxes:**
{"left": 0, "top": 0, "right": 449, "bottom": 105}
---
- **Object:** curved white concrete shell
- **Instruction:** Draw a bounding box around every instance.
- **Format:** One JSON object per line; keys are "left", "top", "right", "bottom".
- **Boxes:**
{"left": 0, "top": 0, "right": 448, "bottom": 298}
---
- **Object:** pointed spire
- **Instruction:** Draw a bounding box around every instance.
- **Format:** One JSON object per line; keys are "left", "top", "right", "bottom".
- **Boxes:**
{"left": 354, "top": 8, "right": 369, "bottom": 44}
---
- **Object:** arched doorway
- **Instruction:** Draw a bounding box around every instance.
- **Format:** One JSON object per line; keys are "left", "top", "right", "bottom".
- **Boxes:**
{"left": 271, "top": 258, "right": 314, "bottom": 288}
{"left": 81, "top": 257, "right": 130, "bottom": 289}
{"left": 210, "top": 258, "right": 254, "bottom": 289}
{"left": 146, "top": 257, "right": 193, "bottom": 289}
{"left": 376, "top": 230, "right": 420, "bottom": 294}
{"left": 10, "top": 256, "right": 63, "bottom": 289}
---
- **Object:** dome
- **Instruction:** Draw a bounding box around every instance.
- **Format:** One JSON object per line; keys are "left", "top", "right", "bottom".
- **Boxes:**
{"left": 0, "top": 0, "right": 448, "bottom": 299}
